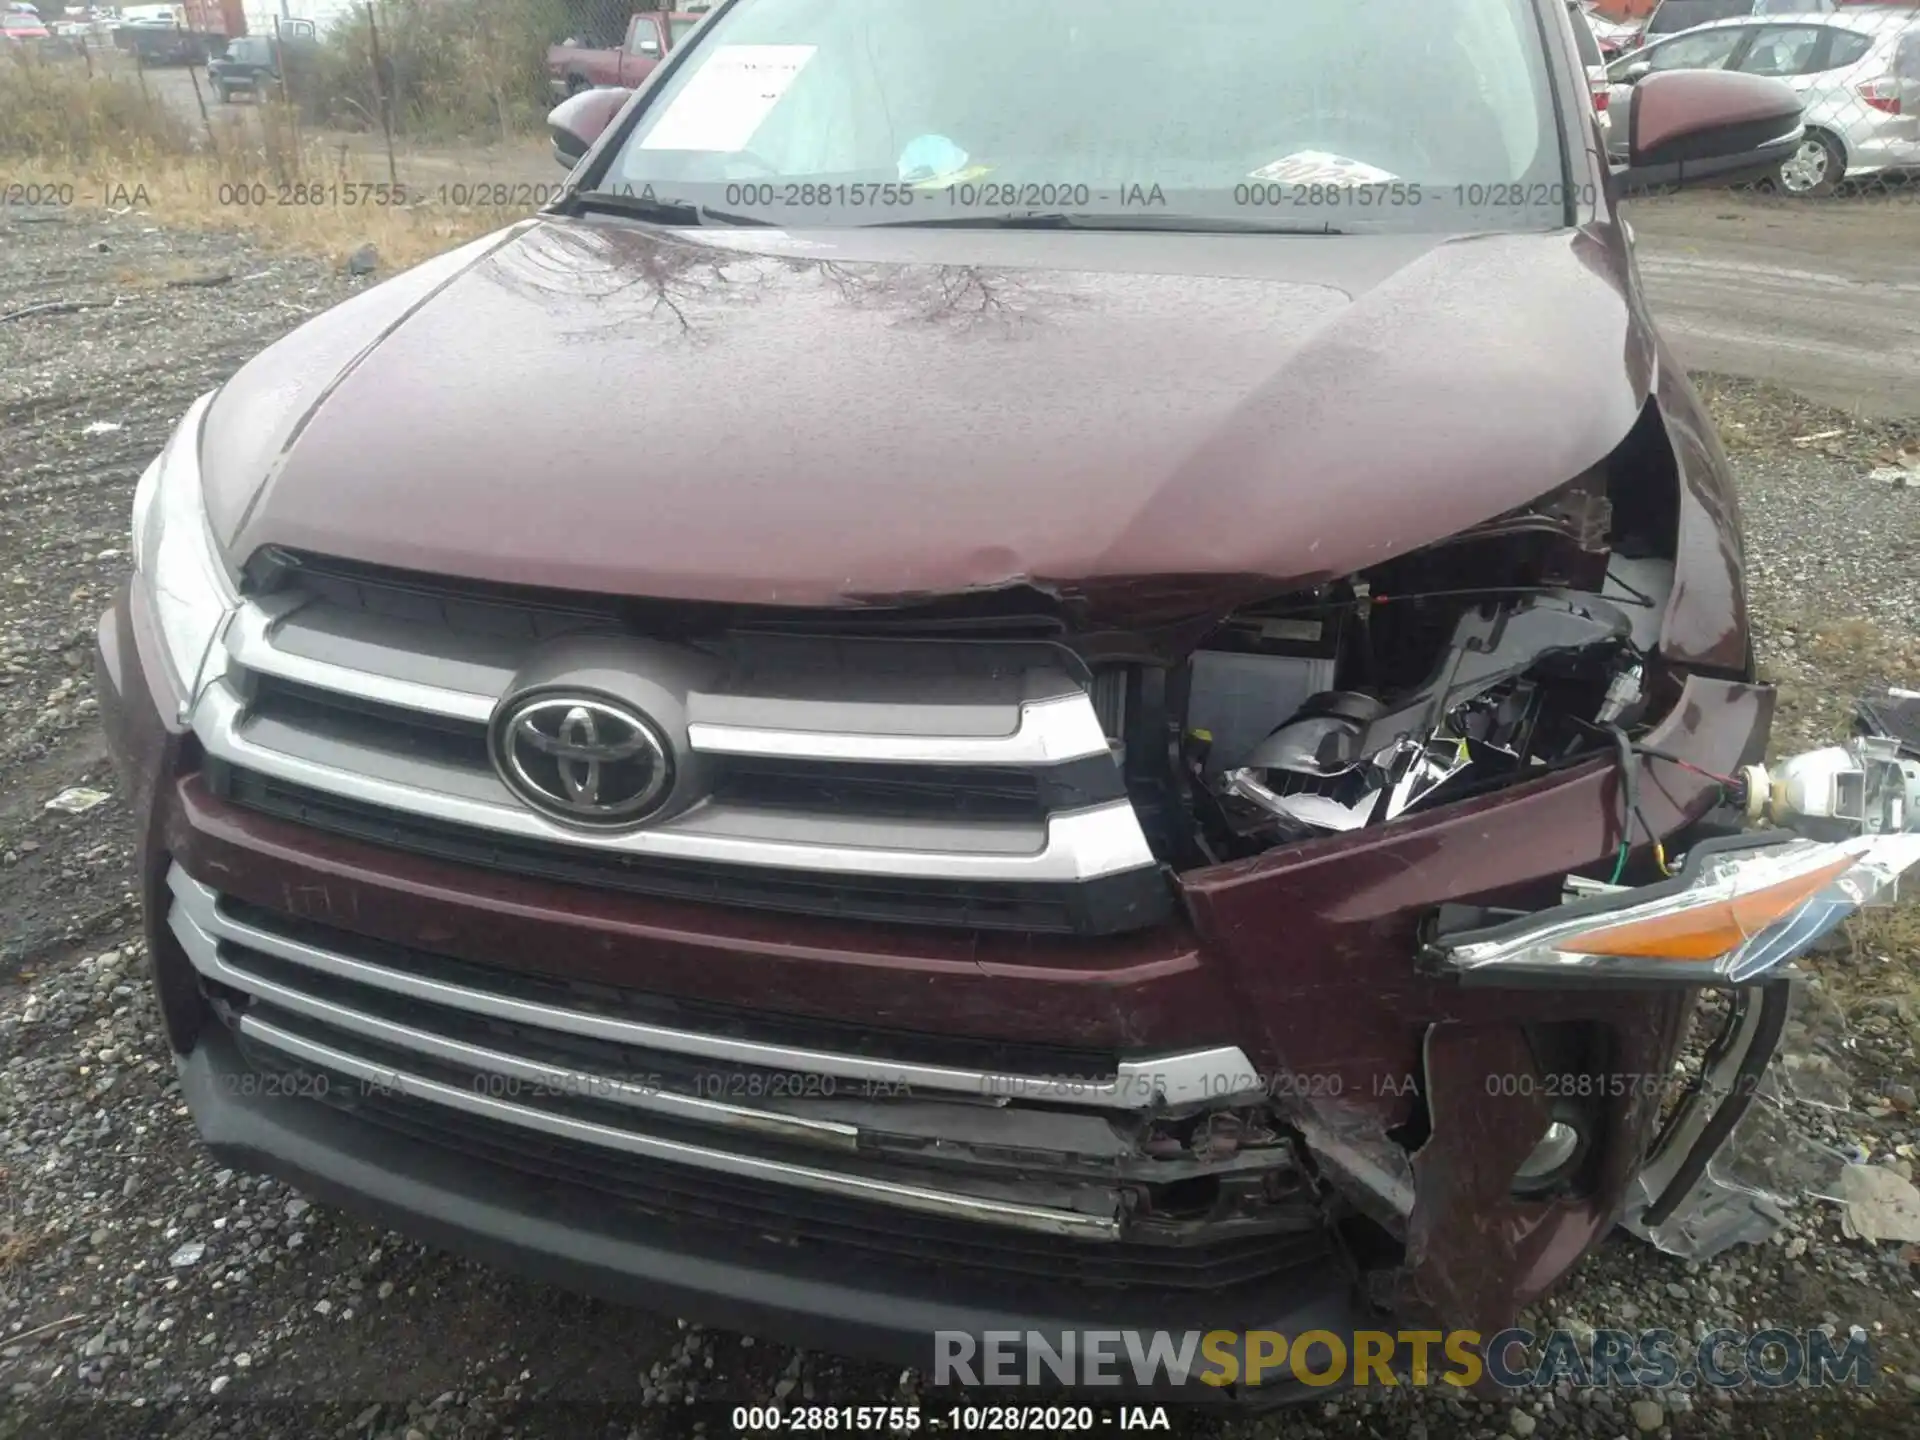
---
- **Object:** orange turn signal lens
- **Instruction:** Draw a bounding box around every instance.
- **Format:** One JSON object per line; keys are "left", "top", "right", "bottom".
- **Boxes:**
{"left": 1554, "top": 855, "right": 1854, "bottom": 961}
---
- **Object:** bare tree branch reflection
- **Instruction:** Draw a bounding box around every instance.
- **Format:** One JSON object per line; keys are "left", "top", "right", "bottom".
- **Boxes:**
{"left": 483, "top": 222, "right": 773, "bottom": 345}
{"left": 811, "top": 260, "right": 1080, "bottom": 335}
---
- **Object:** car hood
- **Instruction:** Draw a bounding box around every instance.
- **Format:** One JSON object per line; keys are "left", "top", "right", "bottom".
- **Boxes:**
{"left": 202, "top": 216, "right": 1656, "bottom": 621}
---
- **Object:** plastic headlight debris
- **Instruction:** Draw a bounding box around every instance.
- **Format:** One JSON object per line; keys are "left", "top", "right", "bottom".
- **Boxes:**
{"left": 44, "top": 787, "right": 113, "bottom": 815}
{"left": 1430, "top": 830, "right": 1920, "bottom": 986}
{"left": 130, "top": 390, "right": 237, "bottom": 720}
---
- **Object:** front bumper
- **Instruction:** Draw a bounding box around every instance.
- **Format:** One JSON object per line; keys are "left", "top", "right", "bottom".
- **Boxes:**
{"left": 95, "top": 575, "right": 1785, "bottom": 1387}
{"left": 179, "top": 1021, "right": 1369, "bottom": 1398}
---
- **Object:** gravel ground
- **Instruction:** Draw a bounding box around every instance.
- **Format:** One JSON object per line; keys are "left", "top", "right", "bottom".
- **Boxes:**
{"left": 4, "top": 206, "right": 1920, "bottom": 1439}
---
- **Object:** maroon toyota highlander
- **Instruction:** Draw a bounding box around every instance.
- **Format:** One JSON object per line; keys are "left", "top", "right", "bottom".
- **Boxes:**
{"left": 93, "top": 0, "right": 1920, "bottom": 1402}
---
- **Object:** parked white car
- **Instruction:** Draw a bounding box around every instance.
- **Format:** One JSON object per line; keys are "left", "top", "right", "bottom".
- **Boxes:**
{"left": 1606, "top": 9, "right": 1920, "bottom": 196}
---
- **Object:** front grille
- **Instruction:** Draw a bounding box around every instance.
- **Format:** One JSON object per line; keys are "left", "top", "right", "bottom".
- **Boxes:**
{"left": 169, "top": 865, "right": 1330, "bottom": 1291}
{"left": 207, "top": 766, "right": 1171, "bottom": 934}
{"left": 195, "top": 555, "right": 1172, "bottom": 935}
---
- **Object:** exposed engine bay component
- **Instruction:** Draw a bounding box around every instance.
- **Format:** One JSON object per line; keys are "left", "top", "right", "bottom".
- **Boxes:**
{"left": 1196, "top": 592, "right": 1642, "bottom": 849}
{"left": 1284, "top": 592, "right": 1636, "bottom": 768}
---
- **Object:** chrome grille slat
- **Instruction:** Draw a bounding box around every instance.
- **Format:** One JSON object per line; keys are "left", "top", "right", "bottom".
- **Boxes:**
{"left": 225, "top": 600, "right": 505, "bottom": 724}
{"left": 167, "top": 867, "right": 1245, "bottom": 1110}
{"left": 197, "top": 683, "right": 1149, "bottom": 881}
{"left": 170, "top": 904, "right": 861, "bottom": 1152}
{"left": 237, "top": 1015, "right": 1122, "bottom": 1240}
{"left": 166, "top": 865, "right": 1268, "bottom": 1240}
{"left": 686, "top": 692, "right": 1110, "bottom": 766}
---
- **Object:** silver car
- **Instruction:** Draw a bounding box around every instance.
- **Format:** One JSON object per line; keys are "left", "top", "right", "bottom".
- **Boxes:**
{"left": 1607, "top": 9, "right": 1920, "bottom": 196}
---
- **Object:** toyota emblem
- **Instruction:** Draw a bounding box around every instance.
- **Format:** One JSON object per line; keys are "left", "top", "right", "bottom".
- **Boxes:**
{"left": 490, "top": 692, "right": 674, "bottom": 829}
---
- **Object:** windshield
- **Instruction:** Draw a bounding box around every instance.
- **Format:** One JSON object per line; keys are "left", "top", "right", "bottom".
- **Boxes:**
{"left": 226, "top": 37, "right": 268, "bottom": 61}
{"left": 592, "top": 0, "right": 1574, "bottom": 234}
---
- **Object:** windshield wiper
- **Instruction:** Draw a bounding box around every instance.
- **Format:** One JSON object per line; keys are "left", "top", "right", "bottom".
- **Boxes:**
{"left": 564, "top": 190, "right": 774, "bottom": 227}
{"left": 871, "top": 212, "right": 1344, "bottom": 235}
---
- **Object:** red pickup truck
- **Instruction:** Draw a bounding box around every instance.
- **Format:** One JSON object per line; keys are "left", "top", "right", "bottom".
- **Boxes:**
{"left": 547, "top": 10, "right": 708, "bottom": 99}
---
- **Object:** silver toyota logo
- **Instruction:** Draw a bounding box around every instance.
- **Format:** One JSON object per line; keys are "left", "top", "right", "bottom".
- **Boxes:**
{"left": 490, "top": 693, "right": 674, "bottom": 829}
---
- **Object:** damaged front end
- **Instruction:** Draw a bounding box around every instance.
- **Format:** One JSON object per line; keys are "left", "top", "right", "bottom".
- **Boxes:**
{"left": 1423, "top": 696, "right": 1920, "bottom": 1262}
{"left": 1063, "top": 421, "right": 1920, "bottom": 1346}
{"left": 1145, "top": 468, "right": 1662, "bottom": 865}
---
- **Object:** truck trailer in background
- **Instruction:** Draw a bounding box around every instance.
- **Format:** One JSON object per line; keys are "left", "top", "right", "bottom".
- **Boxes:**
{"left": 113, "top": 0, "right": 344, "bottom": 65}
{"left": 114, "top": 0, "right": 244, "bottom": 64}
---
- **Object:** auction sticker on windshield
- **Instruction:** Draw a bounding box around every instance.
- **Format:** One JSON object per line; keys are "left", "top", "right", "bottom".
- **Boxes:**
{"left": 1250, "top": 151, "right": 1399, "bottom": 185}
{"left": 639, "top": 44, "right": 816, "bottom": 152}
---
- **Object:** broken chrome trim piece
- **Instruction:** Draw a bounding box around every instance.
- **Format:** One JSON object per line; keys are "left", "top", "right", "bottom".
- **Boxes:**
{"left": 1292, "top": 1110, "right": 1416, "bottom": 1241}
{"left": 189, "top": 682, "right": 1158, "bottom": 883}
{"left": 236, "top": 1016, "right": 1124, "bottom": 1241}
{"left": 1620, "top": 979, "right": 1795, "bottom": 1259}
{"left": 166, "top": 866, "right": 1251, "bottom": 1112}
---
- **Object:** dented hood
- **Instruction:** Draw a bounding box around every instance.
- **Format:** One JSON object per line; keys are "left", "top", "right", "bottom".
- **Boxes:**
{"left": 202, "top": 217, "right": 1656, "bottom": 615}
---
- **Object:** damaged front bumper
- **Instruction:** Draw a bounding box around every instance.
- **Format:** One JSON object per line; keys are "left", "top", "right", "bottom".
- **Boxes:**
{"left": 1425, "top": 698, "right": 1920, "bottom": 1262}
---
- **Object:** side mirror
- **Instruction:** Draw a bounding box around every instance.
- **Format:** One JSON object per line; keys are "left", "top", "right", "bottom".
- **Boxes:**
{"left": 1620, "top": 60, "right": 1651, "bottom": 84}
{"left": 548, "top": 85, "right": 632, "bottom": 171}
{"left": 1613, "top": 68, "right": 1803, "bottom": 196}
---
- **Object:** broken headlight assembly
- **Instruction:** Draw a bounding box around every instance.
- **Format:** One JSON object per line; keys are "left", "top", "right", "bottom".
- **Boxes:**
{"left": 129, "top": 389, "right": 238, "bottom": 720}
{"left": 1159, "top": 456, "right": 1920, "bottom": 990}
{"left": 1425, "top": 692, "right": 1920, "bottom": 988}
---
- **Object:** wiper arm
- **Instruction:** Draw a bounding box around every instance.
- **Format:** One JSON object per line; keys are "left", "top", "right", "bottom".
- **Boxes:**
{"left": 872, "top": 211, "right": 1344, "bottom": 235}
{"left": 563, "top": 189, "right": 774, "bottom": 227}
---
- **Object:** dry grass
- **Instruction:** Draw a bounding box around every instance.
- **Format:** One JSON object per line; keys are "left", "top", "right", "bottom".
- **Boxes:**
{"left": 0, "top": 1165, "right": 38, "bottom": 1275}
{"left": 1759, "top": 612, "right": 1920, "bottom": 757}
{"left": 1, "top": 54, "right": 529, "bottom": 270}
{"left": 0, "top": 1225, "right": 39, "bottom": 1274}
{"left": 4, "top": 148, "right": 524, "bottom": 270}
{"left": 1696, "top": 372, "right": 1920, "bottom": 465}
{"left": 0, "top": 50, "right": 190, "bottom": 163}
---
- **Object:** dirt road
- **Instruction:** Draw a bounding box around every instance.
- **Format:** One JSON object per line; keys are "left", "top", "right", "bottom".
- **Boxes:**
{"left": 1628, "top": 191, "right": 1920, "bottom": 420}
